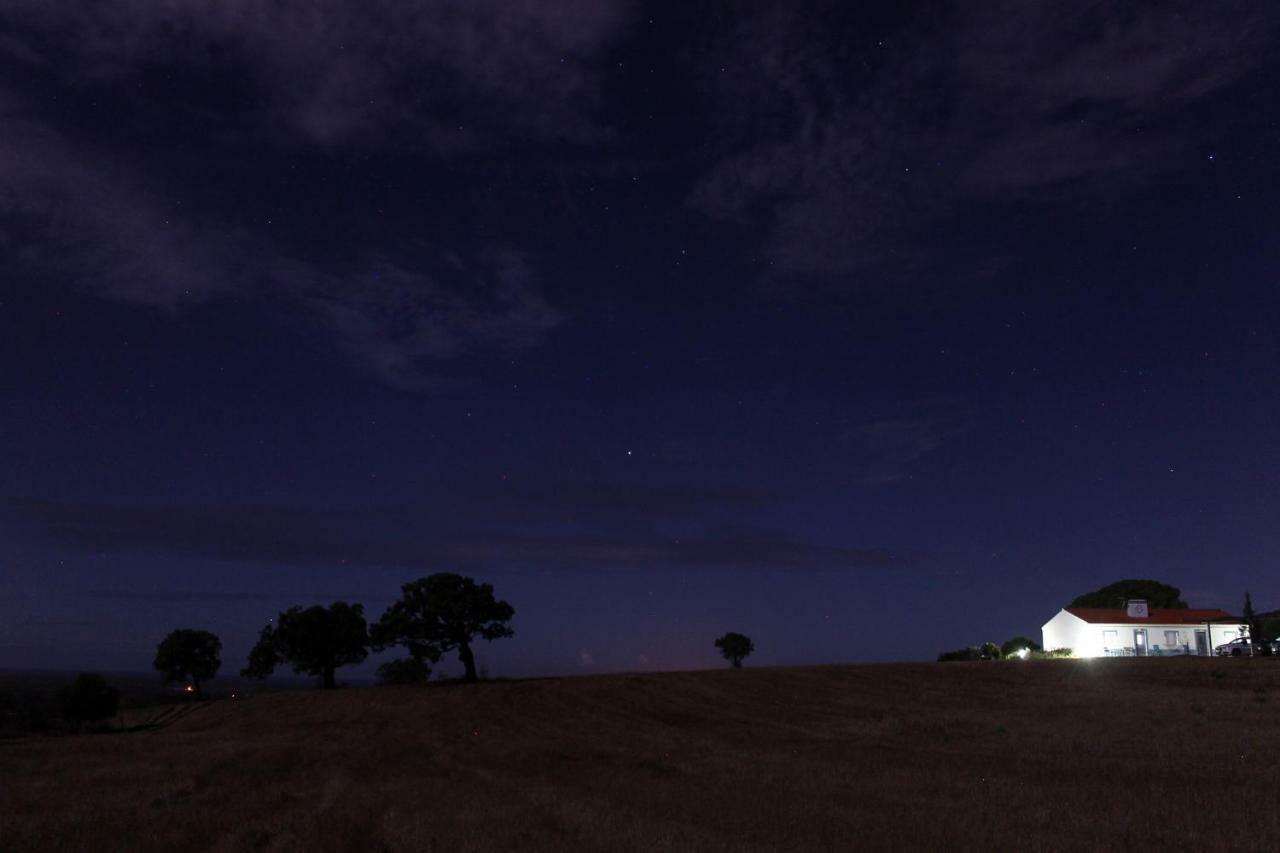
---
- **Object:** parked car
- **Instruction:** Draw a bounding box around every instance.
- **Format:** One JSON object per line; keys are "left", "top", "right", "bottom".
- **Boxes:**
{"left": 1215, "top": 637, "right": 1257, "bottom": 657}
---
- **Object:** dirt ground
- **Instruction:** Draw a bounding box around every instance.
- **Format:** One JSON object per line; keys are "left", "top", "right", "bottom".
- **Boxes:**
{"left": 2, "top": 658, "right": 1278, "bottom": 852}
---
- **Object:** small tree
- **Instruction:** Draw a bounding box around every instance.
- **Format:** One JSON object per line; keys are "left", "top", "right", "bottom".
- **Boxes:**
{"left": 714, "top": 632, "right": 754, "bottom": 668}
{"left": 376, "top": 657, "right": 432, "bottom": 685}
{"left": 372, "top": 573, "right": 514, "bottom": 683}
{"left": 242, "top": 602, "right": 369, "bottom": 689}
{"left": 154, "top": 629, "right": 222, "bottom": 698}
{"left": 1243, "top": 591, "right": 1263, "bottom": 654}
{"left": 58, "top": 673, "right": 119, "bottom": 731}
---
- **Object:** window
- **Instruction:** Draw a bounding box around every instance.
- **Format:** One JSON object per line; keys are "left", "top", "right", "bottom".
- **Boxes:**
{"left": 1164, "top": 631, "right": 1180, "bottom": 646}
{"left": 1103, "top": 630, "right": 1117, "bottom": 647}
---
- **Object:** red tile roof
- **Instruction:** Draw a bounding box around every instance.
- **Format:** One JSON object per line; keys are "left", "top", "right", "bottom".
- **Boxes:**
{"left": 1066, "top": 607, "right": 1237, "bottom": 625}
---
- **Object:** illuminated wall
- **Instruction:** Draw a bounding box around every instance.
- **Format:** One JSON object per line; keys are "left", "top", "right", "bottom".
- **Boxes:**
{"left": 1041, "top": 610, "right": 1246, "bottom": 658}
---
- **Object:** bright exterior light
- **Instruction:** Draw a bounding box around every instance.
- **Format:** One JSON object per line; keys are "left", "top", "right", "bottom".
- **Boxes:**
{"left": 1015, "top": 648, "right": 1029, "bottom": 659}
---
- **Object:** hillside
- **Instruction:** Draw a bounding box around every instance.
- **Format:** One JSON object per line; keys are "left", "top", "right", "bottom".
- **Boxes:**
{"left": 3, "top": 660, "right": 1279, "bottom": 852}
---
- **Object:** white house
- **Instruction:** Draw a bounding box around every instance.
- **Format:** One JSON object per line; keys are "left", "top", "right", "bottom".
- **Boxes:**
{"left": 1041, "top": 599, "right": 1246, "bottom": 657}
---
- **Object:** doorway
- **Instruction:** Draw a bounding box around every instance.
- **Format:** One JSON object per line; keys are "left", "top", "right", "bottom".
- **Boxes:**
{"left": 1134, "top": 629, "right": 1147, "bottom": 657}
{"left": 1195, "top": 630, "right": 1208, "bottom": 656}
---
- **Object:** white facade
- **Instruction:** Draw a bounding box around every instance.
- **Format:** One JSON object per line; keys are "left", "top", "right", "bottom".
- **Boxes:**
{"left": 1041, "top": 609, "right": 1246, "bottom": 658}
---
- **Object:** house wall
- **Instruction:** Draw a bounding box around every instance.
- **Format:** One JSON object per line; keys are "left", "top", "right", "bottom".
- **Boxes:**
{"left": 1209, "top": 622, "right": 1249, "bottom": 649}
{"left": 1041, "top": 610, "right": 1247, "bottom": 657}
{"left": 1041, "top": 610, "right": 1087, "bottom": 653}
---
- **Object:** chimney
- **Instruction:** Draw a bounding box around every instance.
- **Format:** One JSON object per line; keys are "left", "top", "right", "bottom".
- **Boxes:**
{"left": 1125, "top": 599, "right": 1149, "bottom": 618}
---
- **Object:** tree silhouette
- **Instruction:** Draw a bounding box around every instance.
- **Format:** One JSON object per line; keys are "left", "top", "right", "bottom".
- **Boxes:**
{"left": 1243, "top": 591, "right": 1262, "bottom": 654}
{"left": 372, "top": 573, "right": 514, "bottom": 683}
{"left": 153, "top": 629, "right": 222, "bottom": 698}
{"left": 242, "top": 602, "right": 369, "bottom": 689}
{"left": 714, "top": 632, "right": 754, "bottom": 668}
{"left": 1069, "top": 580, "right": 1188, "bottom": 609}
{"left": 58, "top": 673, "right": 118, "bottom": 731}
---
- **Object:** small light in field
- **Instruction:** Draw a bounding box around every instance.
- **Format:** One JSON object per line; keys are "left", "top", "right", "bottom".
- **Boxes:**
{"left": 184, "top": 684, "right": 194, "bottom": 693}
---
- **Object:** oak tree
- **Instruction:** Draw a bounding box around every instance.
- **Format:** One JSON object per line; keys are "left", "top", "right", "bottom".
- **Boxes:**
{"left": 242, "top": 602, "right": 369, "bottom": 689}
{"left": 372, "top": 573, "right": 514, "bottom": 682}
{"left": 714, "top": 632, "right": 754, "bottom": 668}
{"left": 154, "top": 629, "right": 222, "bottom": 697}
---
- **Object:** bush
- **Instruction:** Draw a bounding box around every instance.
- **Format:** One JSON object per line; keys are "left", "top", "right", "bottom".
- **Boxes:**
{"left": 376, "top": 657, "right": 432, "bottom": 685}
{"left": 57, "top": 673, "right": 119, "bottom": 730}
{"left": 1000, "top": 636, "right": 1042, "bottom": 658}
{"left": 979, "top": 642, "right": 1001, "bottom": 660}
{"left": 1030, "top": 648, "right": 1074, "bottom": 659}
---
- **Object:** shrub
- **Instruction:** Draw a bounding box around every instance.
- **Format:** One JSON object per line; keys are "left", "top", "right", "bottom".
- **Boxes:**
{"left": 1030, "top": 648, "right": 1073, "bottom": 659}
{"left": 1000, "top": 636, "right": 1041, "bottom": 658}
{"left": 377, "top": 657, "right": 432, "bottom": 685}
{"left": 979, "top": 642, "right": 1001, "bottom": 660}
{"left": 57, "top": 673, "right": 119, "bottom": 731}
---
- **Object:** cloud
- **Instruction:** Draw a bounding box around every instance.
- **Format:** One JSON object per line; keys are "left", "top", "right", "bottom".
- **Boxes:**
{"left": 0, "top": 2, "right": 623, "bottom": 387}
{"left": 483, "top": 482, "right": 775, "bottom": 522}
{"left": 287, "top": 251, "right": 564, "bottom": 391}
{"left": 0, "top": 105, "right": 564, "bottom": 389}
{"left": 0, "top": 106, "right": 254, "bottom": 309}
{"left": 0, "top": 0, "right": 631, "bottom": 147}
{"left": 844, "top": 409, "right": 974, "bottom": 484}
{"left": 83, "top": 590, "right": 367, "bottom": 605}
{"left": 3, "top": 496, "right": 918, "bottom": 574}
{"left": 690, "top": 2, "right": 1272, "bottom": 283}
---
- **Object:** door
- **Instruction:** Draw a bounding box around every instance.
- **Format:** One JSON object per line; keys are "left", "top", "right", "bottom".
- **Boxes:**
{"left": 1134, "top": 629, "right": 1147, "bottom": 657}
{"left": 1195, "top": 630, "right": 1208, "bottom": 656}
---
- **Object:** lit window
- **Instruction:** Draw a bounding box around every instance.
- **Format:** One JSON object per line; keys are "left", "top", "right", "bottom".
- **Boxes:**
{"left": 1164, "top": 631, "right": 1180, "bottom": 646}
{"left": 1103, "top": 630, "right": 1117, "bottom": 647}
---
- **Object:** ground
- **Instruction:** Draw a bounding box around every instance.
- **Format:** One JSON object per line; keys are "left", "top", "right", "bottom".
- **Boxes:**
{"left": 2, "top": 659, "right": 1278, "bottom": 852}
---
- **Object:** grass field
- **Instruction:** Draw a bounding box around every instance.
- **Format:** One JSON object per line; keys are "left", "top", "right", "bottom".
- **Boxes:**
{"left": 2, "top": 659, "right": 1279, "bottom": 852}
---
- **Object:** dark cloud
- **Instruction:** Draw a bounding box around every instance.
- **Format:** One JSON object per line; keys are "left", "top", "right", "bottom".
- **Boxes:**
{"left": 691, "top": 2, "right": 1271, "bottom": 283}
{"left": 83, "top": 590, "right": 366, "bottom": 605}
{"left": 12, "top": 619, "right": 98, "bottom": 628}
{"left": 487, "top": 482, "right": 775, "bottom": 521}
{"left": 3, "top": 495, "right": 916, "bottom": 574}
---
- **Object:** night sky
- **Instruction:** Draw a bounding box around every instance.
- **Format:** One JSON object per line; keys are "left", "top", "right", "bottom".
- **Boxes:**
{"left": 3, "top": 2, "right": 1278, "bottom": 679}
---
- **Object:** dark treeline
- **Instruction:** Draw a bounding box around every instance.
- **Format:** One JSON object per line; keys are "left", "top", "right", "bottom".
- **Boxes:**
{"left": 3, "top": 568, "right": 764, "bottom": 737}
{"left": 238, "top": 572, "right": 516, "bottom": 688}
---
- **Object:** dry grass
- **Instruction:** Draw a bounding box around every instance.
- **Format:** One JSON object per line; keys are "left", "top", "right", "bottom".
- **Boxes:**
{"left": 2, "top": 659, "right": 1279, "bottom": 852}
